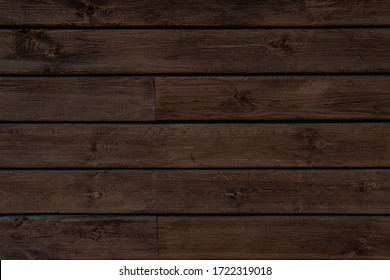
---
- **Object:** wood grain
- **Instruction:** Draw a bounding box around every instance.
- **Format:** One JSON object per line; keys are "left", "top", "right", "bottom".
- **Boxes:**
{"left": 159, "top": 216, "right": 390, "bottom": 259}
{"left": 0, "top": 77, "right": 154, "bottom": 121}
{"left": 2, "top": 0, "right": 390, "bottom": 261}
{"left": 156, "top": 76, "right": 390, "bottom": 120}
{"left": 0, "top": 216, "right": 157, "bottom": 259}
{"left": 1, "top": 170, "right": 390, "bottom": 214}
{"left": 1, "top": 29, "right": 390, "bottom": 74}
{"left": 0, "top": 0, "right": 389, "bottom": 27}
{"left": 1, "top": 124, "right": 389, "bottom": 168}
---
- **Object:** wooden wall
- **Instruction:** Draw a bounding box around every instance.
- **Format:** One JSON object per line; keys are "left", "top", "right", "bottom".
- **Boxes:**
{"left": 1, "top": 0, "right": 390, "bottom": 259}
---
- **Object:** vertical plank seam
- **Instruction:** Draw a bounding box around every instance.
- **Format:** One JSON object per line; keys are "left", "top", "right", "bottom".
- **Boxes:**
{"left": 153, "top": 76, "right": 156, "bottom": 121}
{"left": 156, "top": 215, "right": 160, "bottom": 259}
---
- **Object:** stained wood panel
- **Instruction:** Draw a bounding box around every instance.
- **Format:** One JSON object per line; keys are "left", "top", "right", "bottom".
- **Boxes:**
{"left": 1, "top": 170, "right": 389, "bottom": 214}
{"left": 0, "top": 124, "right": 389, "bottom": 168}
{"left": 2, "top": 0, "right": 390, "bottom": 261}
{"left": 0, "top": 77, "right": 154, "bottom": 121}
{"left": 0, "top": 216, "right": 157, "bottom": 259}
{"left": 159, "top": 216, "right": 390, "bottom": 259}
{"left": 1, "top": 29, "right": 390, "bottom": 74}
{"left": 0, "top": 0, "right": 389, "bottom": 27}
{"left": 156, "top": 76, "right": 390, "bottom": 120}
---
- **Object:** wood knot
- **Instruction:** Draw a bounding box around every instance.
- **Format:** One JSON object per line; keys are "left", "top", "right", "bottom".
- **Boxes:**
{"left": 266, "top": 38, "right": 292, "bottom": 53}
{"left": 11, "top": 29, "right": 62, "bottom": 59}
{"left": 234, "top": 92, "right": 246, "bottom": 100}
{"left": 225, "top": 191, "right": 243, "bottom": 199}
{"left": 90, "top": 141, "right": 123, "bottom": 153}
{"left": 359, "top": 237, "right": 367, "bottom": 243}
{"left": 298, "top": 129, "right": 330, "bottom": 151}
{"left": 312, "top": 138, "right": 328, "bottom": 149}
{"left": 361, "top": 181, "right": 381, "bottom": 192}
{"left": 220, "top": 91, "right": 256, "bottom": 113}
{"left": 94, "top": 170, "right": 106, "bottom": 177}
{"left": 85, "top": 155, "right": 96, "bottom": 162}
{"left": 224, "top": 188, "right": 254, "bottom": 199}
{"left": 90, "top": 142, "right": 104, "bottom": 152}
{"left": 79, "top": 3, "right": 111, "bottom": 17}
{"left": 12, "top": 217, "right": 27, "bottom": 227}
{"left": 92, "top": 191, "right": 103, "bottom": 199}
{"left": 8, "top": 128, "right": 21, "bottom": 135}
{"left": 87, "top": 228, "right": 102, "bottom": 241}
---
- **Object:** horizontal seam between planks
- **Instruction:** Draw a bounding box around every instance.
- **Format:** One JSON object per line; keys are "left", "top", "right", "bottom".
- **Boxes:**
{"left": 0, "top": 167, "right": 390, "bottom": 171}
{"left": 2, "top": 214, "right": 390, "bottom": 218}
{"left": 1, "top": 26, "right": 390, "bottom": 30}
{"left": 0, "top": 168, "right": 390, "bottom": 171}
{"left": 1, "top": 73, "right": 390, "bottom": 77}
{"left": 0, "top": 120, "right": 389, "bottom": 124}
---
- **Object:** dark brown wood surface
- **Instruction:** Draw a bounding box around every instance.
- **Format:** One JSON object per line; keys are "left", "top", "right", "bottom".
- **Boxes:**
{"left": 0, "top": 77, "right": 154, "bottom": 121}
{"left": 159, "top": 216, "right": 390, "bottom": 259}
{"left": 2, "top": 1, "right": 390, "bottom": 260}
{"left": 0, "top": 216, "right": 157, "bottom": 259}
{"left": 0, "top": 124, "right": 389, "bottom": 168}
{"left": 1, "top": 29, "right": 390, "bottom": 74}
{"left": 1, "top": 170, "right": 389, "bottom": 214}
{"left": 0, "top": 0, "right": 389, "bottom": 27}
{"left": 156, "top": 76, "right": 390, "bottom": 120}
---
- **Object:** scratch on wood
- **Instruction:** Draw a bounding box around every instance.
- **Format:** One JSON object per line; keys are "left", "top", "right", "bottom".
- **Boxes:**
{"left": 344, "top": 250, "right": 357, "bottom": 259}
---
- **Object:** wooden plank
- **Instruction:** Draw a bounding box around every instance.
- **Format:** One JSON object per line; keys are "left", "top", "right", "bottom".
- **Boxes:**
{"left": 159, "top": 216, "right": 390, "bottom": 259}
{"left": 156, "top": 76, "right": 390, "bottom": 120}
{"left": 0, "top": 0, "right": 389, "bottom": 27}
{"left": 0, "top": 216, "right": 157, "bottom": 259}
{"left": 1, "top": 170, "right": 390, "bottom": 214}
{"left": 0, "top": 77, "right": 154, "bottom": 121}
{"left": 0, "top": 124, "right": 389, "bottom": 168}
{"left": 1, "top": 29, "right": 390, "bottom": 74}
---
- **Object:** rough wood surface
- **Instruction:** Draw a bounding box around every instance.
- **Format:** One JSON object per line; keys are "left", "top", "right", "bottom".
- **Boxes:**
{"left": 0, "top": 216, "right": 157, "bottom": 259}
{"left": 2, "top": 0, "right": 390, "bottom": 261}
{"left": 0, "top": 0, "right": 389, "bottom": 27}
{"left": 1, "top": 29, "right": 390, "bottom": 74}
{"left": 0, "top": 77, "right": 154, "bottom": 121}
{"left": 156, "top": 76, "right": 390, "bottom": 120}
{"left": 0, "top": 124, "right": 389, "bottom": 168}
{"left": 159, "top": 216, "right": 390, "bottom": 259}
{"left": 1, "top": 170, "right": 389, "bottom": 214}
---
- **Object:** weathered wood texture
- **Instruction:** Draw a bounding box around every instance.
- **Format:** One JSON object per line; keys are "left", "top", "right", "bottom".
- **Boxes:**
{"left": 159, "top": 216, "right": 390, "bottom": 259}
{"left": 1, "top": 170, "right": 389, "bottom": 214}
{"left": 156, "top": 76, "right": 390, "bottom": 120}
{"left": 2, "top": 0, "right": 390, "bottom": 261}
{"left": 0, "top": 77, "right": 154, "bottom": 121}
{"left": 0, "top": 0, "right": 389, "bottom": 27}
{"left": 1, "top": 29, "right": 390, "bottom": 74}
{"left": 0, "top": 124, "right": 389, "bottom": 168}
{"left": 4, "top": 76, "right": 390, "bottom": 122}
{"left": 0, "top": 216, "right": 157, "bottom": 259}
